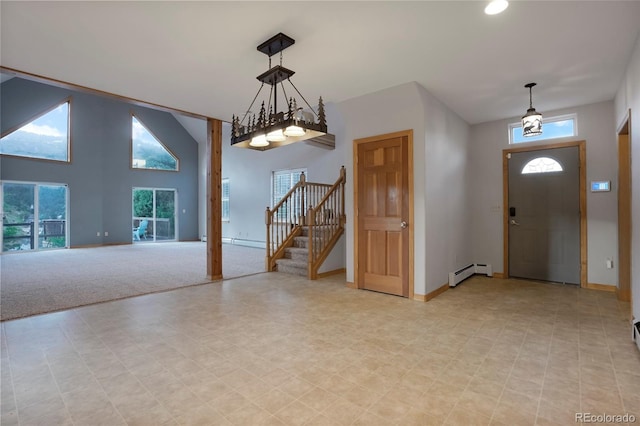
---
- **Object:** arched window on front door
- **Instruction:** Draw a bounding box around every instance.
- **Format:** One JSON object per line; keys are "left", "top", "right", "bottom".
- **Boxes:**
{"left": 521, "top": 157, "right": 563, "bottom": 174}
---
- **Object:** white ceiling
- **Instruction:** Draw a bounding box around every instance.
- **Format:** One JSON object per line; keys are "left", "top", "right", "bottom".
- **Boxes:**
{"left": 1, "top": 1, "right": 639, "bottom": 125}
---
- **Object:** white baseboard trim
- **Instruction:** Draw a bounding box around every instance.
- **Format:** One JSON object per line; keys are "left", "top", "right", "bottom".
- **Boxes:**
{"left": 221, "top": 237, "right": 266, "bottom": 249}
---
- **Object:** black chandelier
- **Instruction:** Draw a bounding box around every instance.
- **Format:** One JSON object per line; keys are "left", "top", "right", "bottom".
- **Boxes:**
{"left": 231, "top": 33, "right": 328, "bottom": 151}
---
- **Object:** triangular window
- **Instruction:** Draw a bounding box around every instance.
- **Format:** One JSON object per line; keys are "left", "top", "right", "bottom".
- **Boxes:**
{"left": 1, "top": 100, "right": 70, "bottom": 162}
{"left": 131, "top": 116, "right": 178, "bottom": 171}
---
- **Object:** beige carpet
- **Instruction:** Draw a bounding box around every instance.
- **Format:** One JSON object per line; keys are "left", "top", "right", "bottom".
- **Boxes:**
{"left": 0, "top": 242, "right": 265, "bottom": 321}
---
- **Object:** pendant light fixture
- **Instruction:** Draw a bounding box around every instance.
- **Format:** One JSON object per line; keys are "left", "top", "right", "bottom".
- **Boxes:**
{"left": 522, "top": 82, "right": 542, "bottom": 137}
{"left": 484, "top": 0, "right": 509, "bottom": 15}
{"left": 231, "top": 33, "right": 328, "bottom": 151}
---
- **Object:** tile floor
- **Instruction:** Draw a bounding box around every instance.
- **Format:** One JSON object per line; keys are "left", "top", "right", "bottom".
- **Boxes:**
{"left": 1, "top": 274, "right": 639, "bottom": 425}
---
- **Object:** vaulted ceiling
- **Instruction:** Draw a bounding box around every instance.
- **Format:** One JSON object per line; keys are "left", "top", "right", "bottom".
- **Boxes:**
{"left": 1, "top": 1, "right": 639, "bottom": 125}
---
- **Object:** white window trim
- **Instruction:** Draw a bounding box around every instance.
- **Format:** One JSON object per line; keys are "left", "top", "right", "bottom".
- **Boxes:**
{"left": 508, "top": 113, "right": 578, "bottom": 144}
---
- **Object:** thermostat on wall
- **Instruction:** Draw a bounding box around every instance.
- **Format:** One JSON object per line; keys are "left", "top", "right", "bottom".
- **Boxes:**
{"left": 591, "top": 181, "right": 611, "bottom": 192}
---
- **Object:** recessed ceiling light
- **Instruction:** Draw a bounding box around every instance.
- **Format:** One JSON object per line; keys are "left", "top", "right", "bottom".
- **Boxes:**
{"left": 485, "top": 0, "right": 509, "bottom": 15}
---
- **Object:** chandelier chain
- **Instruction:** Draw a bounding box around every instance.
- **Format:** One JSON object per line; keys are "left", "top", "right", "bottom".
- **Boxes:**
{"left": 240, "top": 82, "right": 265, "bottom": 125}
{"left": 288, "top": 78, "right": 319, "bottom": 118}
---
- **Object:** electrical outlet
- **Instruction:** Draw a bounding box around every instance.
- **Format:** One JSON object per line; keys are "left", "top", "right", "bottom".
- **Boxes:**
{"left": 104, "top": 231, "right": 109, "bottom": 237}
{"left": 97, "top": 232, "right": 101, "bottom": 237}
{"left": 606, "top": 259, "right": 613, "bottom": 269}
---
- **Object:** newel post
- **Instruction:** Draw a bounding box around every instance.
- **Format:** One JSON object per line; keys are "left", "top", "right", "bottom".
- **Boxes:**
{"left": 300, "top": 172, "right": 306, "bottom": 225}
{"left": 265, "top": 206, "right": 272, "bottom": 271}
{"left": 307, "top": 206, "right": 314, "bottom": 279}
{"left": 340, "top": 165, "right": 346, "bottom": 225}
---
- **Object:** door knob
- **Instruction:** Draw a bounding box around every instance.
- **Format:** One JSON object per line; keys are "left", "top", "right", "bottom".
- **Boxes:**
{"left": 510, "top": 219, "right": 520, "bottom": 226}
{"left": 400, "top": 221, "right": 408, "bottom": 229}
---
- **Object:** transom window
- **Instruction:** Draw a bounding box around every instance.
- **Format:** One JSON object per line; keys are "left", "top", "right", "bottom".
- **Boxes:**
{"left": 0, "top": 99, "right": 70, "bottom": 162}
{"left": 509, "top": 114, "right": 577, "bottom": 144}
{"left": 521, "top": 157, "right": 563, "bottom": 174}
{"left": 131, "top": 115, "right": 179, "bottom": 171}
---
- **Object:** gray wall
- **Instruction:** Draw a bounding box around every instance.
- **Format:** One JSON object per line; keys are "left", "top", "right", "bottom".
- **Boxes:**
{"left": 1, "top": 78, "right": 199, "bottom": 246}
{"left": 469, "top": 100, "right": 618, "bottom": 287}
{"left": 614, "top": 32, "right": 640, "bottom": 318}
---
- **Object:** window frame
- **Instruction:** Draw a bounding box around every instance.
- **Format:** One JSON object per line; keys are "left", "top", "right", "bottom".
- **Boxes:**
{"left": 508, "top": 113, "right": 578, "bottom": 144}
{"left": 130, "top": 113, "right": 180, "bottom": 172}
{"left": 0, "top": 97, "right": 72, "bottom": 163}
{"left": 271, "top": 168, "right": 307, "bottom": 223}
{"left": 271, "top": 168, "right": 307, "bottom": 208}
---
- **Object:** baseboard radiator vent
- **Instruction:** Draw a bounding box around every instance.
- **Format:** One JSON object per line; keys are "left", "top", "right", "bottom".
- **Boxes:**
{"left": 221, "top": 237, "right": 266, "bottom": 249}
{"left": 449, "top": 263, "right": 493, "bottom": 288}
{"left": 633, "top": 319, "right": 640, "bottom": 353}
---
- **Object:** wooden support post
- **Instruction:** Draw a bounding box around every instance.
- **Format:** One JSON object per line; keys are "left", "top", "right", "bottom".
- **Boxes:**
{"left": 265, "top": 207, "right": 272, "bottom": 271}
{"left": 206, "top": 118, "right": 223, "bottom": 280}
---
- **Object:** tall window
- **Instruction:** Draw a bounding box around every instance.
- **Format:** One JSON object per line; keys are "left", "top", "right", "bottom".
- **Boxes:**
{"left": 273, "top": 168, "right": 306, "bottom": 221}
{"left": 0, "top": 99, "right": 70, "bottom": 162}
{"left": 272, "top": 168, "right": 306, "bottom": 207}
{"left": 131, "top": 115, "right": 179, "bottom": 171}
{"left": 509, "top": 114, "right": 577, "bottom": 144}
{"left": 222, "top": 178, "right": 230, "bottom": 222}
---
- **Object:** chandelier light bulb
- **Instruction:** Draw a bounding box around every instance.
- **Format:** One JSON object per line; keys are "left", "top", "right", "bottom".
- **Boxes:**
{"left": 249, "top": 134, "right": 269, "bottom": 147}
{"left": 266, "top": 129, "right": 287, "bottom": 142}
{"left": 284, "top": 126, "right": 306, "bottom": 137}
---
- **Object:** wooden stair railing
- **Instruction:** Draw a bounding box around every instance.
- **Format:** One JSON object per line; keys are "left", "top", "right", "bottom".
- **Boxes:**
{"left": 265, "top": 166, "right": 346, "bottom": 277}
{"left": 265, "top": 172, "right": 331, "bottom": 271}
{"left": 306, "top": 166, "right": 346, "bottom": 279}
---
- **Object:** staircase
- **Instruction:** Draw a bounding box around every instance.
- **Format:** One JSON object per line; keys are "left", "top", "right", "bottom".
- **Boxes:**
{"left": 266, "top": 167, "right": 346, "bottom": 279}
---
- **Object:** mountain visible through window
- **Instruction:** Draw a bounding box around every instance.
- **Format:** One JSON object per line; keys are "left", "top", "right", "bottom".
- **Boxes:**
{"left": 1, "top": 101, "right": 70, "bottom": 162}
{"left": 131, "top": 116, "right": 178, "bottom": 171}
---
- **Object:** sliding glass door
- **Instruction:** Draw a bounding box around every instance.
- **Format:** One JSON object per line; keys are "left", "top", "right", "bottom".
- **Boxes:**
{"left": 132, "top": 187, "right": 176, "bottom": 242}
{"left": 1, "top": 181, "right": 68, "bottom": 252}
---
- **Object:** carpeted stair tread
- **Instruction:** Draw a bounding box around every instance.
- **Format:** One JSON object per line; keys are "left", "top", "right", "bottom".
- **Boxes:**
{"left": 275, "top": 258, "right": 307, "bottom": 268}
{"left": 284, "top": 246, "right": 308, "bottom": 261}
{"left": 275, "top": 258, "right": 307, "bottom": 277}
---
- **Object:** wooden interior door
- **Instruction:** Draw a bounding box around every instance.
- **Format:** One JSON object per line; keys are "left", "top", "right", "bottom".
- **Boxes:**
{"left": 356, "top": 132, "right": 410, "bottom": 297}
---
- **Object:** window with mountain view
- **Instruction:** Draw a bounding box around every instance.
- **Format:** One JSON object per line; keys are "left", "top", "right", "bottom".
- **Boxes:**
{"left": 131, "top": 115, "right": 179, "bottom": 171}
{"left": 0, "top": 100, "right": 70, "bottom": 162}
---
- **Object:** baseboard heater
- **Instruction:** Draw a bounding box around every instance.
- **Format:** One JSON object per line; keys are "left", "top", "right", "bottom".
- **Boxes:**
{"left": 633, "top": 319, "right": 640, "bottom": 353}
{"left": 221, "top": 237, "right": 266, "bottom": 249}
{"left": 449, "top": 263, "right": 493, "bottom": 288}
